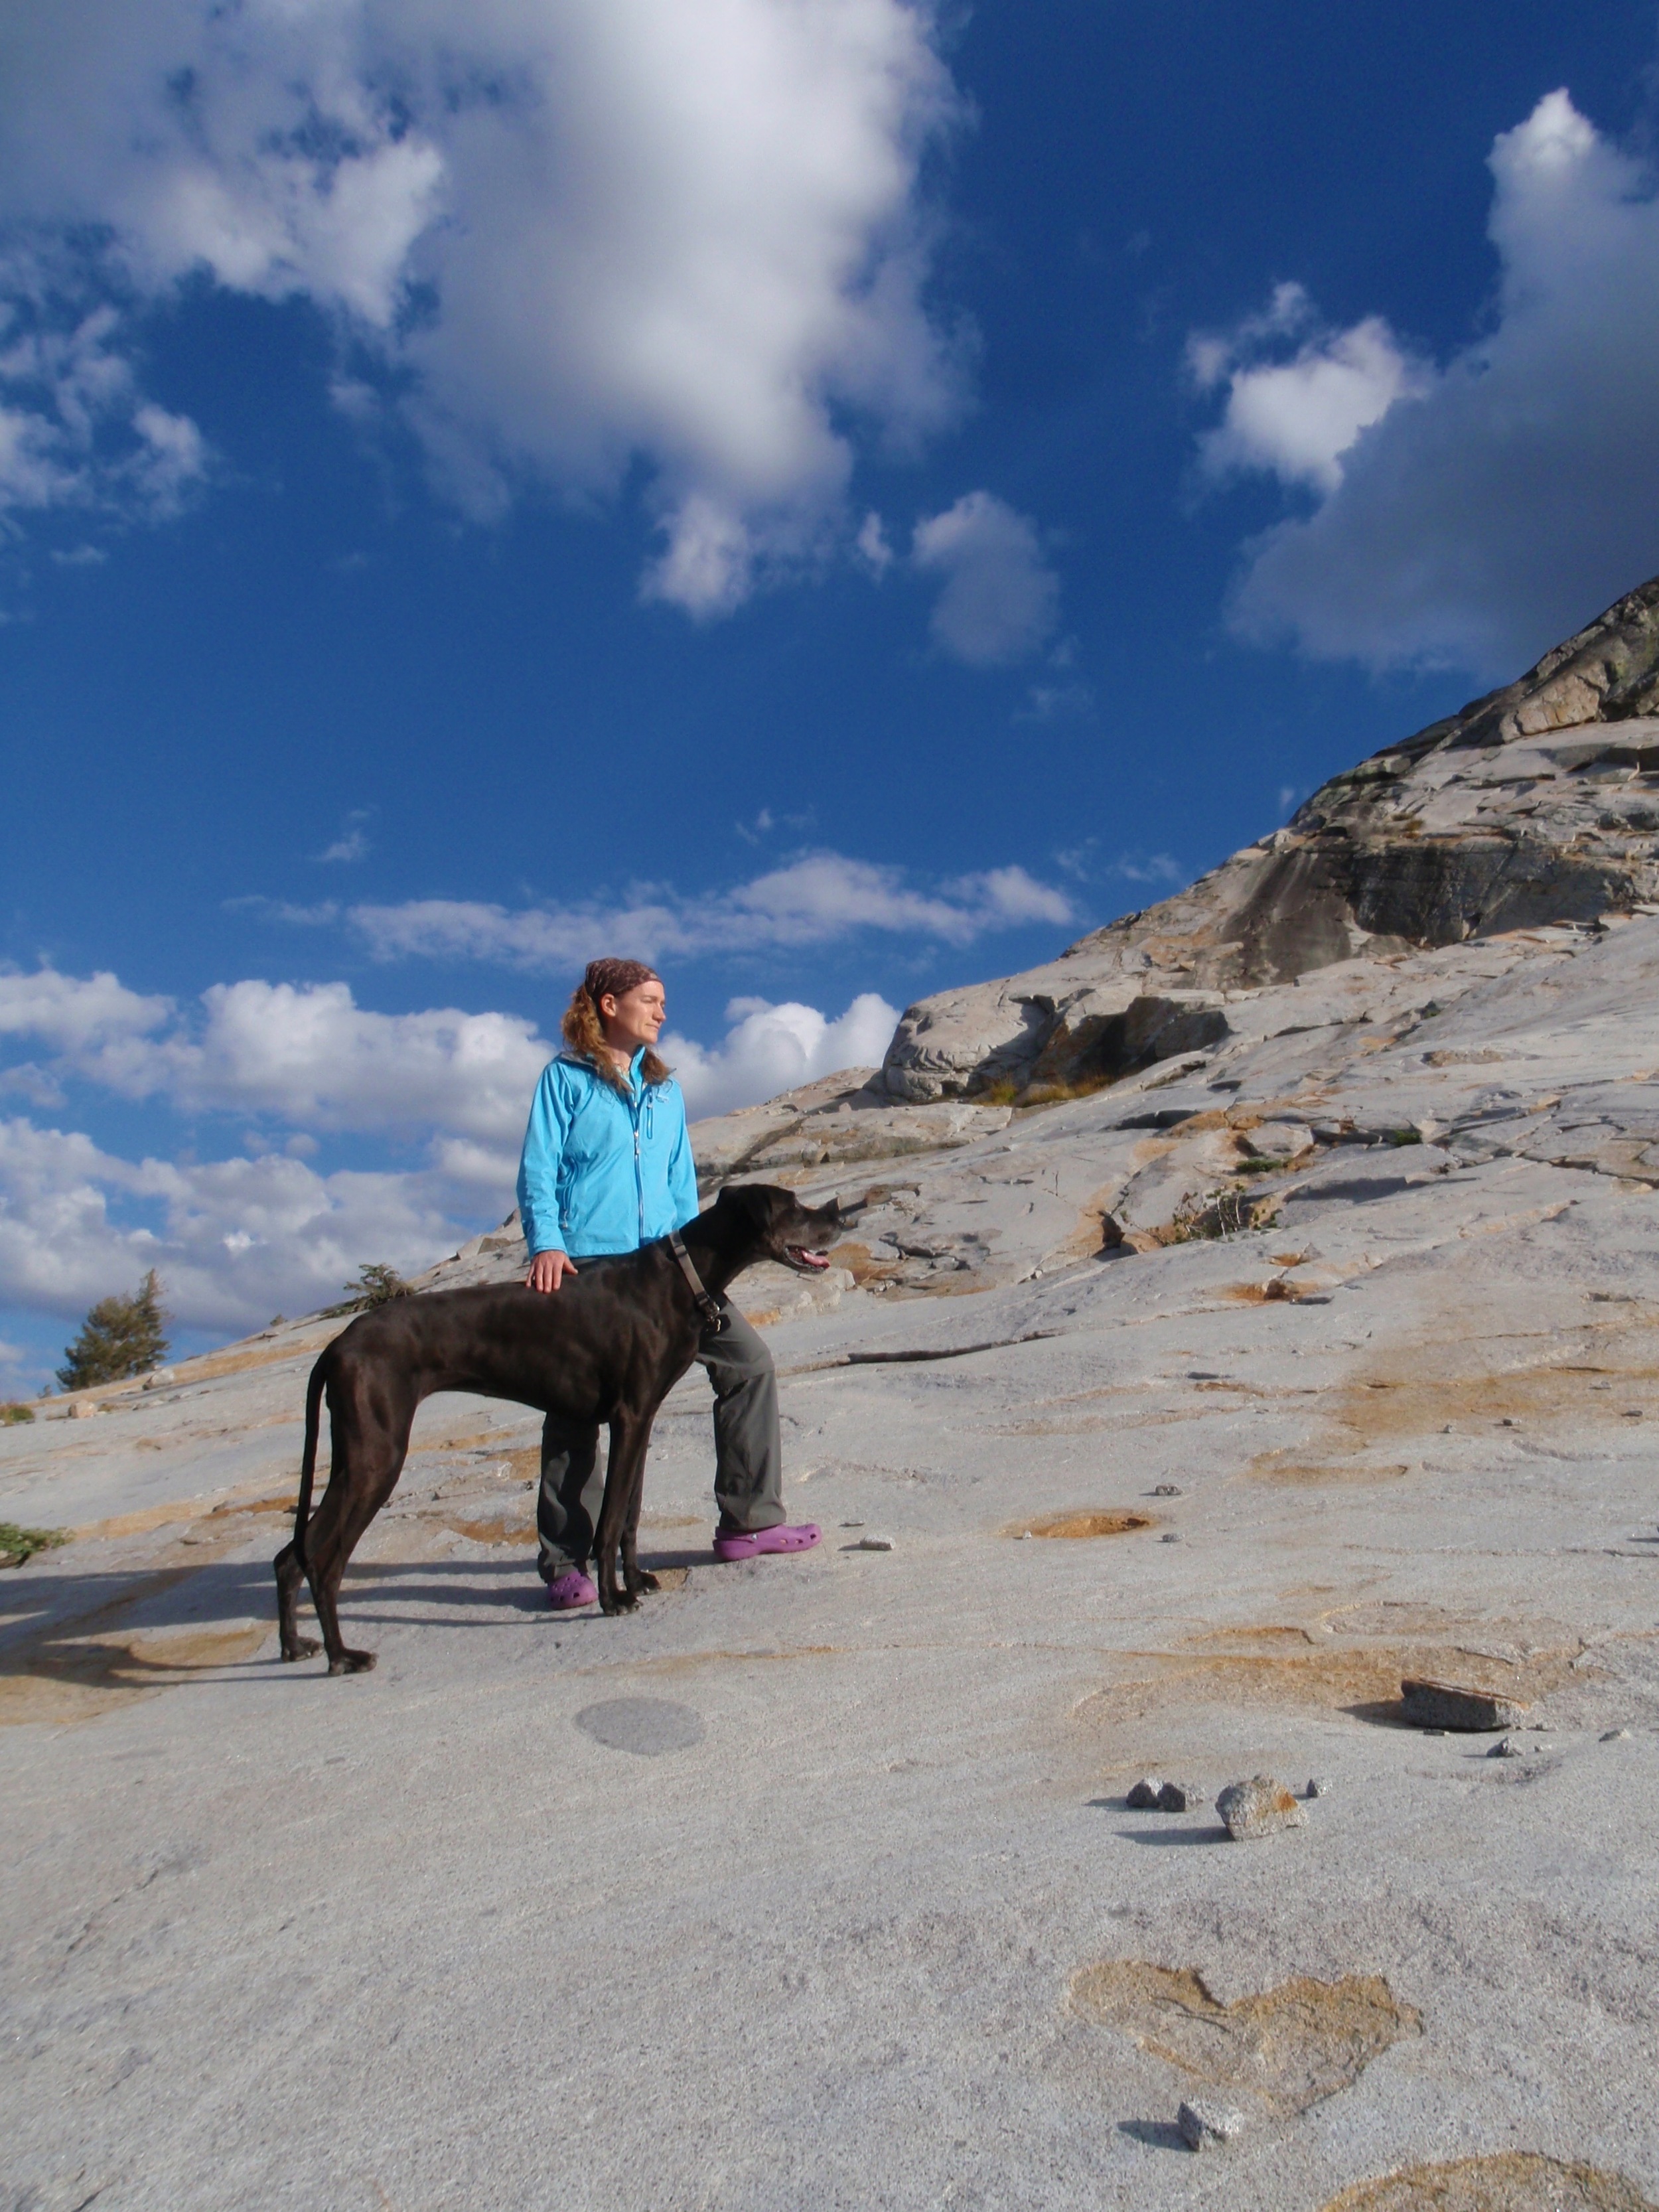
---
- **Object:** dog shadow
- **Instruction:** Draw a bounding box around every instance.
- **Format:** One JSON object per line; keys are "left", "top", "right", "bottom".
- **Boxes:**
{"left": 2, "top": 1544, "right": 716, "bottom": 1681}
{"left": 342, "top": 1551, "right": 709, "bottom": 1621}
{"left": 1, "top": 1554, "right": 277, "bottom": 1646}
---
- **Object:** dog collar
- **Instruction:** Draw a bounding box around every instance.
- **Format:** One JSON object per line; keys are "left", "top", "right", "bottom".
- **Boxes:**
{"left": 667, "top": 1230, "right": 728, "bottom": 1333}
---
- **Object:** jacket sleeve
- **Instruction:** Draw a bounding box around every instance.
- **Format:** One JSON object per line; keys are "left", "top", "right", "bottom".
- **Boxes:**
{"left": 516, "top": 1065, "right": 570, "bottom": 1256}
{"left": 666, "top": 1084, "right": 700, "bottom": 1232}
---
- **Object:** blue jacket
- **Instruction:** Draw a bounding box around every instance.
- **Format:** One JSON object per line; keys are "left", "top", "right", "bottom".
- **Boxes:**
{"left": 516, "top": 1051, "right": 699, "bottom": 1258}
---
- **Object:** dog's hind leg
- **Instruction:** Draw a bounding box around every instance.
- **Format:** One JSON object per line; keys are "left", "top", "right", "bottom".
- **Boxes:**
{"left": 277, "top": 1355, "right": 328, "bottom": 1660}
{"left": 307, "top": 1465, "right": 402, "bottom": 1674}
{"left": 274, "top": 1539, "right": 319, "bottom": 1663}
{"left": 304, "top": 1374, "right": 414, "bottom": 1674}
{"left": 594, "top": 1412, "right": 654, "bottom": 1615}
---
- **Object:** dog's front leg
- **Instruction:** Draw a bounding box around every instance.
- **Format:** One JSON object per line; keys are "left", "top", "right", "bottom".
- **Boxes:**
{"left": 595, "top": 1412, "right": 649, "bottom": 1615}
{"left": 620, "top": 1410, "right": 660, "bottom": 1601}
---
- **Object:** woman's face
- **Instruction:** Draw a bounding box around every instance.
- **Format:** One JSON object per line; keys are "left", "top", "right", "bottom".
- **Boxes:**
{"left": 599, "top": 980, "right": 666, "bottom": 1054}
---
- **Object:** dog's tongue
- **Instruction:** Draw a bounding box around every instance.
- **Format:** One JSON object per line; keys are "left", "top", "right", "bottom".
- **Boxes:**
{"left": 790, "top": 1246, "right": 831, "bottom": 1271}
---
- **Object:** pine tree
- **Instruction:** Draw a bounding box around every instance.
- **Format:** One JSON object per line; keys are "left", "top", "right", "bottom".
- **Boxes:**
{"left": 56, "top": 1270, "right": 171, "bottom": 1391}
{"left": 326, "top": 1263, "right": 412, "bottom": 1315}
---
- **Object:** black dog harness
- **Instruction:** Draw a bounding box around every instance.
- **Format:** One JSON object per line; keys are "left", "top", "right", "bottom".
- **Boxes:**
{"left": 668, "top": 1230, "right": 728, "bottom": 1333}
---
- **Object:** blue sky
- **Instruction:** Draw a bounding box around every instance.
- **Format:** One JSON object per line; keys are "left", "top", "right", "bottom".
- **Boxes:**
{"left": 3, "top": 1, "right": 1658, "bottom": 1384}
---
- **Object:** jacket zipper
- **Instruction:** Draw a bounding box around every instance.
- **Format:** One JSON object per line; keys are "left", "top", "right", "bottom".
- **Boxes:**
{"left": 630, "top": 1070, "right": 645, "bottom": 1242}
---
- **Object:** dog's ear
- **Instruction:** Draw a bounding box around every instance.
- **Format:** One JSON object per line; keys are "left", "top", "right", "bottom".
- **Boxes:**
{"left": 717, "top": 1181, "right": 771, "bottom": 1226}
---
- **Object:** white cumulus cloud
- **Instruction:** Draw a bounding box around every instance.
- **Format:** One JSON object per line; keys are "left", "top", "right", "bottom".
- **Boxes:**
{"left": 911, "top": 490, "right": 1060, "bottom": 666}
{"left": 0, "top": 0, "right": 965, "bottom": 605}
{"left": 346, "top": 849, "right": 1072, "bottom": 969}
{"left": 1191, "top": 282, "right": 1428, "bottom": 495}
{"left": 1198, "top": 90, "right": 1659, "bottom": 676}
{"left": 666, "top": 991, "right": 898, "bottom": 1118}
{"left": 0, "top": 279, "right": 210, "bottom": 525}
{"left": 0, "top": 1113, "right": 461, "bottom": 1338}
{"left": 0, "top": 968, "right": 552, "bottom": 1143}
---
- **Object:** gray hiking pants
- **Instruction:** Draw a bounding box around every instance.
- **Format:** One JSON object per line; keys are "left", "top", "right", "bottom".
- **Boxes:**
{"left": 536, "top": 1300, "right": 783, "bottom": 1578}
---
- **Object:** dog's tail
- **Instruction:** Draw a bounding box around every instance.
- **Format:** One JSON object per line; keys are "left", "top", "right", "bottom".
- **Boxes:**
{"left": 292, "top": 1357, "right": 328, "bottom": 1568}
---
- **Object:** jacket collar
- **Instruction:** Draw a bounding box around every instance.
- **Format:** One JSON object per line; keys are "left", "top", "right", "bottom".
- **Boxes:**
{"left": 555, "top": 1047, "right": 649, "bottom": 1096}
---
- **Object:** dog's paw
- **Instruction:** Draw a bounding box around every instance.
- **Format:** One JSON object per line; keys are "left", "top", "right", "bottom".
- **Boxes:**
{"left": 626, "top": 1570, "right": 661, "bottom": 1596}
{"left": 281, "top": 1636, "right": 323, "bottom": 1662}
{"left": 328, "top": 1647, "right": 378, "bottom": 1675}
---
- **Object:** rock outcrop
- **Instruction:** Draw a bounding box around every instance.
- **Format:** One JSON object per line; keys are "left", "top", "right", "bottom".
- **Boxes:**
{"left": 880, "top": 575, "right": 1659, "bottom": 1104}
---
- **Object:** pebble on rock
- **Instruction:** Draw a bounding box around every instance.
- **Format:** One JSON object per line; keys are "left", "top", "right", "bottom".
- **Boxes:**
{"left": 1152, "top": 1483, "right": 1182, "bottom": 1497}
{"left": 1305, "top": 1777, "right": 1333, "bottom": 1799}
{"left": 1489, "top": 1735, "right": 1526, "bottom": 1759}
{"left": 852, "top": 1533, "right": 895, "bottom": 1551}
{"left": 1215, "top": 1775, "right": 1307, "bottom": 1840}
{"left": 1601, "top": 1728, "right": 1632, "bottom": 1742}
{"left": 1177, "top": 2097, "right": 1248, "bottom": 2151}
{"left": 1126, "top": 1777, "right": 1164, "bottom": 1809}
{"left": 1400, "top": 1677, "right": 1528, "bottom": 1733}
{"left": 1156, "top": 1781, "right": 1194, "bottom": 1812}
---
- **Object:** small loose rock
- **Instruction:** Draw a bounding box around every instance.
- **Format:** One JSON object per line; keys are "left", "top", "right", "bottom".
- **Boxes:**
{"left": 1489, "top": 1735, "right": 1526, "bottom": 1759}
{"left": 1305, "top": 1777, "right": 1333, "bottom": 1799}
{"left": 1401, "top": 1677, "right": 1528, "bottom": 1732}
{"left": 1601, "top": 1728, "right": 1632, "bottom": 1742}
{"left": 1152, "top": 1483, "right": 1182, "bottom": 1497}
{"left": 1156, "top": 1781, "right": 1194, "bottom": 1812}
{"left": 1159, "top": 1532, "right": 1181, "bottom": 1544}
{"left": 1126, "top": 1777, "right": 1165, "bottom": 1809}
{"left": 851, "top": 1533, "right": 895, "bottom": 1552}
{"left": 1177, "top": 2097, "right": 1248, "bottom": 2151}
{"left": 1215, "top": 1775, "right": 1306, "bottom": 1840}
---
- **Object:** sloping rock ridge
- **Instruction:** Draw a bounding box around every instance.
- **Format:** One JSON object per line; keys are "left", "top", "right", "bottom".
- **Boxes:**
{"left": 880, "top": 574, "right": 1659, "bottom": 1104}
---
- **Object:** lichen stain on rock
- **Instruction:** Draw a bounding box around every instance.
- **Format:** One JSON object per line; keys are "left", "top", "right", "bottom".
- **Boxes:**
{"left": 1244, "top": 1311, "right": 1659, "bottom": 1487}
{"left": 437, "top": 1509, "right": 535, "bottom": 1546}
{"left": 1002, "top": 1509, "right": 1155, "bottom": 1539}
{"left": 1321, "top": 2153, "right": 1658, "bottom": 2211}
{"left": 605, "top": 1643, "right": 847, "bottom": 1682}
{"left": 1187, "top": 1622, "right": 1330, "bottom": 1649}
{"left": 1295, "top": 1321, "right": 1659, "bottom": 1453}
{"left": 1250, "top": 1453, "right": 1414, "bottom": 1487}
{"left": 1074, "top": 1604, "right": 1584, "bottom": 1725}
{"left": 1066, "top": 1960, "right": 1419, "bottom": 2115}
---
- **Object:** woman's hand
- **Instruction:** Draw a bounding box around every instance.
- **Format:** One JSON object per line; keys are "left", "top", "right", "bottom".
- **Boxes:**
{"left": 526, "top": 1249, "right": 578, "bottom": 1293}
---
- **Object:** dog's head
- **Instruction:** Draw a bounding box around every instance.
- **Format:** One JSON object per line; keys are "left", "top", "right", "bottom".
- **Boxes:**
{"left": 713, "top": 1183, "right": 841, "bottom": 1274}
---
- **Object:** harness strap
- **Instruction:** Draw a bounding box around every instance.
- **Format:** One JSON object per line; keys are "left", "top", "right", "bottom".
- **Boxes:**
{"left": 668, "top": 1230, "right": 728, "bottom": 1333}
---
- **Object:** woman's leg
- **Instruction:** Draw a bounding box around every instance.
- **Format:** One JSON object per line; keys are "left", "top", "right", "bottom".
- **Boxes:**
{"left": 536, "top": 1412, "right": 604, "bottom": 1580}
{"left": 695, "top": 1304, "right": 784, "bottom": 1532}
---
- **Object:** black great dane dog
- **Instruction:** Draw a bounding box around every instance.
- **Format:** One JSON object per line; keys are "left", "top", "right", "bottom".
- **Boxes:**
{"left": 275, "top": 1183, "right": 841, "bottom": 1672}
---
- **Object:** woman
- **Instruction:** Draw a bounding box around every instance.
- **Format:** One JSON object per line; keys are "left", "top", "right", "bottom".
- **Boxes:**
{"left": 517, "top": 956, "right": 821, "bottom": 1609}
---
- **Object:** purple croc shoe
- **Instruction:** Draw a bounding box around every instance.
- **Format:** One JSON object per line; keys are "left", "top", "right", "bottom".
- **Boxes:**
{"left": 545, "top": 1568, "right": 598, "bottom": 1610}
{"left": 711, "top": 1522, "right": 821, "bottom": 1564}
